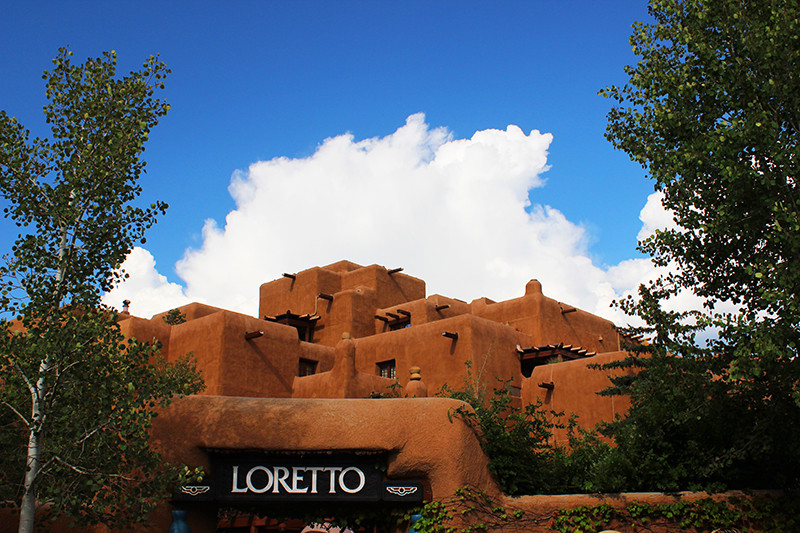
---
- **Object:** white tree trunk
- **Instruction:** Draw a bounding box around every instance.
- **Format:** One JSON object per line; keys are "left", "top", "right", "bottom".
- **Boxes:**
{"left": 18, "top": 407, "right": 41, "bottom": 533}
{"left": 19, "top": 355, "right": 49, "bottom": 533}
{"left": 18, "top": 227, "right": 67, "bottom": 533}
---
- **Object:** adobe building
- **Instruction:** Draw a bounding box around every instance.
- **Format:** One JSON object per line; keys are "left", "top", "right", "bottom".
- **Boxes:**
{"left": 92, "top": 260, "right": 636, "bottom": 533}
{"left": 120, "top": 260, "right": 632, "bottom": 414}
{"left": 15, "top": 261, "right": 635, "bottom": 533}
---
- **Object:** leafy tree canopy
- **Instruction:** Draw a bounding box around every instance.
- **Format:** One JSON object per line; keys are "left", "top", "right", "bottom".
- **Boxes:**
{"left": 600, "top": 0, "right": 800, "bottom": 490}
{"left": 0, "top": 49, "right": 203, "bottom": 532}
{"left": 605, "top": 0, "right": 799, "bottom": 319}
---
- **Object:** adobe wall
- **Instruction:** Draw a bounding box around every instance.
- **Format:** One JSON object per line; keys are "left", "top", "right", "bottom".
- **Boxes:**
{"left": 489, "top": 490, "right": 777, "bottom": 533}
{"left": 152, "top": 302, "right": 228, "bottom": 323}
{"left": 373, "top": 295, "right": 471, "bottom": 335}
{"left": 523, "top": 350, "right": 631, "bottom": 443}
{"left": 317, "top": 286, "right": 379, "bottom": 343}
{"left": 354, "top": 313, "right": 533, "bottom": 396}
{"left": 143, "top": 396, "right": 499, "bottom": 533}
{"left": 472, "top": 280, "right": 620, "bottom": 354}
{"left": 291, "top": 335, "right": 397, "bottom": 398}
{"left": 258, "top": 263, "right": 426, "bottom": 346}
{"left": 118, "top": 314, "right": 171, "bottom": 352}
{"left": 340, "top": 264, "right": 425, "bottom": 309}
{"left": 115, "top": 262, "right": 634, "bottom": 431}
{"left": 152, "top": 307, "right": 335, "bottom": 398}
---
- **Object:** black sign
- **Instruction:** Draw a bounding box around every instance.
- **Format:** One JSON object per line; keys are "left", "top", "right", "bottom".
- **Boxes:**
{"left": 172, "top": 453, "right": 424, "bottom": 505}
{"left": 214, "top": 454, "right": 383, "bottom": 503}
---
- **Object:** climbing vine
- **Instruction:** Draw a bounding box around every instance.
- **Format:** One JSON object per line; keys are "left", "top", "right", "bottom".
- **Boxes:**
{"left": 214, "top": 486, "right": 797, "bottom": 532}
{"left": 410, "top": 487, "right": 799, "bottom": 533}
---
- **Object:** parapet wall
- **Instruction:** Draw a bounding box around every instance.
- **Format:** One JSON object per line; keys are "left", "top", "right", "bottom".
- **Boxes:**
{"left": 119, "top": 261, "right": 634, "bottom": 434}
{"left": 258, "top": 262, "right": 426, "bottom": 345}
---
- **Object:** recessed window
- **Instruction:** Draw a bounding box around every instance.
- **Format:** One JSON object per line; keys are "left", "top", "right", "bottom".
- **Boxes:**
{"left": 389, "top": 318, "right": 410, "bottom": 331}
{"left": 518, "top": 344, "right": 595, "bottom": 377}
{"left": 298, "top": 358, "right": 318, "bottom": 377}
{"left": 265, "top": 312, "right": 319, "bottom": 342}
{"left": 377, "top": 359, "right": 396, "bottom": 380}
{"left": 377, "top": 309, "right": 411, "bottom": 331}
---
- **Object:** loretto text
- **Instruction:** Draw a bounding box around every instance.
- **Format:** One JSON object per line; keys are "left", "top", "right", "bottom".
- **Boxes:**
{"left": 230, "top": 465, "right": 367, "bottom": 495}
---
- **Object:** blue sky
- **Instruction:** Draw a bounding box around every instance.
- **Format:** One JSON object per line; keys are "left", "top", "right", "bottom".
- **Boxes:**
{"left": 1, "top": 1, "right": 667, "bottom": 321}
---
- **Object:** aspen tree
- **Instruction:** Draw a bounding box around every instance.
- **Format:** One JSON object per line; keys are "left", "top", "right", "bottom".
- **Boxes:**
{"left": 0, "top": 49, "right": 203, "bottom": 532}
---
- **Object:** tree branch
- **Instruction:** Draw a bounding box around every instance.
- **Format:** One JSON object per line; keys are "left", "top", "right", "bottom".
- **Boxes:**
{"left": 52, "top": 455, "right": 137, "bottom": 481}
{"left": 1, "top": 400, "right": 31, "bottom": 427}
{"left": 12, "top": 359, "right": 37, "bottom": 398}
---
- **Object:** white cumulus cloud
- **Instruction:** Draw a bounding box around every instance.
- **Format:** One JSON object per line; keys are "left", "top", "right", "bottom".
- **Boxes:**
{"left": 105, "top": 113, "right": 668, "bottom": 326}
{"left": 637, "top": 190, "right": 679, "bottom": 242}
{"left": 101, "top": 247, "right": 191, "bottom": 318}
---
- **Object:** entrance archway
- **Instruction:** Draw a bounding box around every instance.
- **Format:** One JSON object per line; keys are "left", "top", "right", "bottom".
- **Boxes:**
{"left": 153, "top": 395, "right": 498, "bottom": 533}
{"left": 215, "top": 515, "right": 354, "bottom": 533}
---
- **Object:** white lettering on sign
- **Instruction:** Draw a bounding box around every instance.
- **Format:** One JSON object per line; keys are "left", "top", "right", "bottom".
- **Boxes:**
{"left": 339, "top": 466, "right": 366, "bottom": 493}
{"left": 273, "top": 466, "right": 290, "bottom": 493}
{"left": 231, "top": 465, "right": 247, "bottom": 493}
{"left": 291, "top": 467, "right": 308, "bottom": 493}
{"left": 229, "top": 465, "right": 368, "bottom": 495}
{"left": 305, "top": 466, "right": 324, "bottom": 494}
{"left": 247, "top": 466, "right": 273, "bottom": 494}
{"left": 326, "top": 467, "right": 342, "bottom": 493}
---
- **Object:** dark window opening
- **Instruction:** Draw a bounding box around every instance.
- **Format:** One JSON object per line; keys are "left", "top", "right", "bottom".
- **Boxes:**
{"left": 388, "top": 317, "right": 411, "bottom": 331}
{"left": 521, "top": 358, "right": 536, "bottom": 378}
{"left": 521, "top": 356, "right": 563, "bottom": 378}
{"left": 377, "top": 359, "right": 396, "bottom": 380}
{"left": 264, "top": 311, "right": 320, "bottom": 343}
{"left": 377, "top": 309, "right": 411, "bottom": 331}
{"left": 518, "top": 343, "right": 596, "bottom": 377}
{"left": 298, "top": 358, "right": 318, "bottom": 377}
{"left": 294, "top": 324, "right": 312, "bottom": 341}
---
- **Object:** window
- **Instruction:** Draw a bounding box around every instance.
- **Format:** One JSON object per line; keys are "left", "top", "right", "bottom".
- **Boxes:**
{"left": 377, "top": 359, "right": 396, "bottom": 380}
{"left": 388, "top": 317, "right": 410, "bottom": 331}
{"left": 520, "top": 358, "right": 536, "bottom": 378}
{"left": 298, "top": 358, "right": 318, "bottom": 377}
{"left": 265, "top": 312, "right": 319, "bottom": 342}
{"left": 377, "top": 309, "right": 411, "bottom": 331}
{"left": 518, "top": 344, "right": 595, "bottom": 377}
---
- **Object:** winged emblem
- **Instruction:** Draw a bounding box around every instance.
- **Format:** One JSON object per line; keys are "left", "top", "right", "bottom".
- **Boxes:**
{"left": 386, "top": 486, "right": 418, "bottom": 497}
{"left": 180, "top": 485, "right": 211, "bottom": 496}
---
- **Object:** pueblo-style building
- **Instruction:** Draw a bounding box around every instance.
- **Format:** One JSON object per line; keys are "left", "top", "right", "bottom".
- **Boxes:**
{"left": 120, "top": 260, "right": 632, "bottom": 419}
{"left": 32, "top": 261, "right": 635, "bottom": 533}
{"left": 106, "top": 261, "right": 635, "bottom": 533}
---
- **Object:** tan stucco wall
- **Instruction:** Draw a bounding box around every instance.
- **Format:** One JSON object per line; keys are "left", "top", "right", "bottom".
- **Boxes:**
{"left": 523, "top": 350, "right": 631, "bottom": 443}
{"left": 145, "top": 396, "right": 498, "bottom": 533}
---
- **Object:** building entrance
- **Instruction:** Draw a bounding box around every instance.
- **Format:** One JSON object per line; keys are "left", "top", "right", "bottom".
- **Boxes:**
{"left": 172, "top": 451, "right": 423, "bottom": 533}
{"left": 144, "top": 395, "right": 496, "bottom": 533}
{"left": 216, "top": 514, "right": 347, "bottom": 533}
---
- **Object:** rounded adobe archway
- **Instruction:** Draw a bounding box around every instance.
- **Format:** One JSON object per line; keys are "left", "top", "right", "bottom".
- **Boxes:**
{"left": 148, "top": 395, "right": 499, "bottom": 533}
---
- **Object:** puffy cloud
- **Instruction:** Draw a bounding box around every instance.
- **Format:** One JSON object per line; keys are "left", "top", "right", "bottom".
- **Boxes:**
{"left": 637, "top": 190, "right": 679, "bottom": 242}
{"left": 101, "top": 247, "right": 191, "bottom": 319}
{"left": 105, "top": 114, "right": 667, "bottom": 325}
